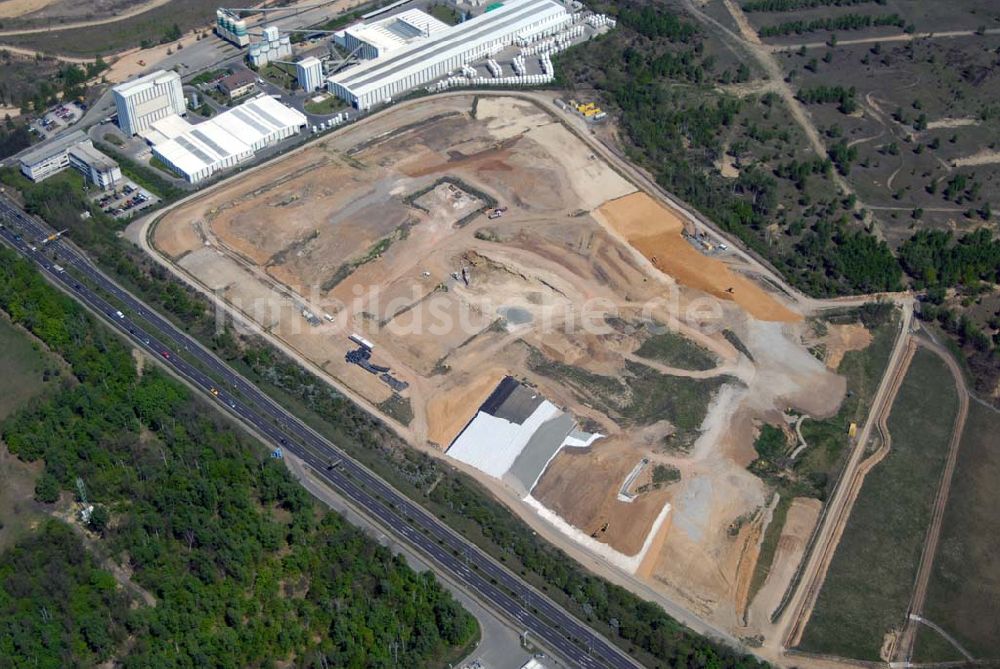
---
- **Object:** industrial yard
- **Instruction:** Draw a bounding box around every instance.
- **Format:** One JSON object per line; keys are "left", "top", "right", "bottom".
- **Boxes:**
{"left": 150, "top": 92, "right": 866, "bottom": 634}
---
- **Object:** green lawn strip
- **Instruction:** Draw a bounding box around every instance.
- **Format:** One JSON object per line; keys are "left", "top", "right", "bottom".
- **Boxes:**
{"left": 304, "top": 95, "right": 347, "bottom": 115}
{"left": 797, "top": 348, "right": 958, "bottom": 660}
{"left": 918, "top": 401, "right": 1000, "bottom": 659}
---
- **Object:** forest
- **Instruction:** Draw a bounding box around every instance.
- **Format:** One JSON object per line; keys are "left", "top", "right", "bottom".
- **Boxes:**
{"left": 0, "top": 248, "right": 477, "bottom": 668}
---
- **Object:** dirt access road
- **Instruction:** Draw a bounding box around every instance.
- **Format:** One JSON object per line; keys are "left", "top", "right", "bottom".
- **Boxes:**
{"left": 893, "top": 336, "right": 970, "bottom": 664}
{"left": 769, "top": 299, "right": 914, "bottom": 658}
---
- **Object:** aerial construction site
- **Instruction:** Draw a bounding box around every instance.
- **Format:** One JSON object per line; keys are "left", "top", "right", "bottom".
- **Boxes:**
{"left": 147, "top": 92, "right": 893, "bottom": 642}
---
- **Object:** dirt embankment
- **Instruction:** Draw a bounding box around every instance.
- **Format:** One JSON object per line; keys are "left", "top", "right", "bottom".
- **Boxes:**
{"left": 594, "top": 193, "right": 801, "bottom": 323}
{"left": 748, "top": 497, "right": 822, "bottom": 630}
{"left": 426, "top": 367, "right": 507, "bottom": 447}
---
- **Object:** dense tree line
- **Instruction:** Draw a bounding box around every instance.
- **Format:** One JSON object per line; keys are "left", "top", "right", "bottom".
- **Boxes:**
{"left": 796, "top": 85, "right": 857, "bottom": 114}
{"left": 759, "top": 13, "right": 904, "bottom": 37}
{"left": 617, "top": 4, "right": 699, "bottom": 42}
{"left": 743, "top": 0, "right": 885, "bottom": 12}
{"left": 0, "top": 122, "right": 31, "bottom": 161}
{"left": 0, "top": 248, "right": 477, "bottom": 667}
{"left": 899, "top": 229, "right": 1000, "bottom": 288}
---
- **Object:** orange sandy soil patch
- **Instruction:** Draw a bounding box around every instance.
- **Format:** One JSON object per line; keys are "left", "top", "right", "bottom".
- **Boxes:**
{"left": 533, "top": 435, "right": 673, "bottom": 557}
{"left": 595, "top": 192, "right": 800, "bottom": 323}
{"left": 155, "top": 216, "right": 203, "bottom": 259}
{"left": 747, "top": 497, "right": 821, "bottom": 630}
{"left": 823, "top": 322, "right": 872, "bottom": 370}
{"left": 426, "top": 367, "right": 507, "bottom": 447}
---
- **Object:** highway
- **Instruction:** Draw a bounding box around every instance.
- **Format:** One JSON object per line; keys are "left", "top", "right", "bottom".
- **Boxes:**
{"left": 0, "top": 193, "right": 645, "bottom": 669}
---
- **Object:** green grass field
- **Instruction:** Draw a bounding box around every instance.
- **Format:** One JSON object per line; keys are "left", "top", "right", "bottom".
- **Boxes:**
{"left": 526, "top": 346, "right": 729, "bottom": 432}
{"left": 0, "top": 316, "right": 59, "bottom": 420}
{"left": 913, "top": 624, "right": 964, "bottom": 663}
{"left": 0, "top": 316, "right": 63, "bottom": 552}
{"left": 304, "top": 94, "right": 347, "bottom": 116}
{"left": 798, "top": 348, "right": 959, "bottom": 660}
{"left": 916, "top": 401, "right": 1000, "bottom": 660}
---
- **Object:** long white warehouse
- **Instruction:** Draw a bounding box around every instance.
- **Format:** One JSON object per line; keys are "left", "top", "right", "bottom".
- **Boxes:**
{"left": 149, "top": 96, "right": 306, "bottom": 184}
{"left": 327, "top": 0, "right": 571, "bottom": 110}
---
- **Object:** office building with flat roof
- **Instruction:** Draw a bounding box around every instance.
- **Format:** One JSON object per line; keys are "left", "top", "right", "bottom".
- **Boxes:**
{"left": 18, "top": 130, "right": 89, "bottom": 182}
{"left": 68, "top": 142, "right": 122, "bottom": 190}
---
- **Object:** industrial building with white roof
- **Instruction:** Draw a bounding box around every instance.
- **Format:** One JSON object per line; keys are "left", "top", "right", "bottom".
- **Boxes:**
{"left": 327, "top": 0, "right": 571, "bottom": 109}
{"left": 335, "top": 8, "right": 451, "bottom": 59}
{"left": 145, "top": 96, "right": 306, "bottom": 184}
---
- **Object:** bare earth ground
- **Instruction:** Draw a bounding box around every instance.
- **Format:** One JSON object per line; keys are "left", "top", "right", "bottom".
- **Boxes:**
{"left": 151, "top": 94, "right": 854, "bottom": 637}
{"left": 747, "top": 497, "right": 821, "bottom": 631}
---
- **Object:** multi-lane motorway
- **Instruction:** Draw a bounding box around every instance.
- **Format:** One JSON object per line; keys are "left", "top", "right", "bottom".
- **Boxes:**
{"left": 0, "top": 194, "right": 645, "bottom": 669}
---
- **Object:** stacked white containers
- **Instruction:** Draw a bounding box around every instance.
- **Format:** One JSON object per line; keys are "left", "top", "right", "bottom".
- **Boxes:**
{"left": 587, "top": 13, "right": 616, "bottom": 28}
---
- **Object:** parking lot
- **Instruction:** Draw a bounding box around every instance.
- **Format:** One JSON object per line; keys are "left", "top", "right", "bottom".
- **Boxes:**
{"left": 31, "top": 102, "right": 84, "bottom": 139}
{"left": 92, "top": 180, "right": 159, "bottom": 219}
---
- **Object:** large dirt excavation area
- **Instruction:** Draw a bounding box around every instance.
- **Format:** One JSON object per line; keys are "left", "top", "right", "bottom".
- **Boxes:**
{"left": 152, "top": 94, "right": 856, "bottom": 637}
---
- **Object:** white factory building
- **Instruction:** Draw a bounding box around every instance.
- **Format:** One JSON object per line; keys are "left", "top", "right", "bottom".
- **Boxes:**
{"left": 145, "top": 95, "right": 306, "bottom": 184}
{"left": 335, "top": 8, "right": 451, "bottom": 59}
{"left": 112, "top": 69, "right": 186, "bottom": 136}
{"left": 296, "top": 56, "right": 324, "bottom": 92}
{"left": 327, "top": 0, "right": 571, "bottom": 110}
{"left": 248, "top": 25, "right": 292, "bottom": 69}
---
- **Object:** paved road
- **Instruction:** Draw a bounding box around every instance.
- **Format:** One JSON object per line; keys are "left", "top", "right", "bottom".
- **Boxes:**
{"left": 0, "top": 194, "right": 644, "bottom": 669}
